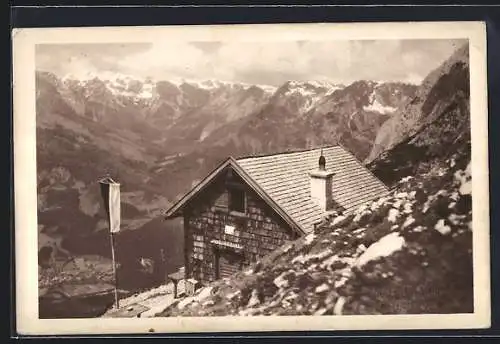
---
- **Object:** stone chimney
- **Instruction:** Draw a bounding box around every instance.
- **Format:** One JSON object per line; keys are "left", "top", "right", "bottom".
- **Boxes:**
{"left": 309, "top": 149, "right": 335, "bottom": 211}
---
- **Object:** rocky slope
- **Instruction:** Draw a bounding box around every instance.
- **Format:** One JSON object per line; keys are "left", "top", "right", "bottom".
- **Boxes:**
{"left": 366, "top": 43, "right": 470, "bottom": 163}
{"left": 367, "top": 44, "right": 470, "bottom": 187}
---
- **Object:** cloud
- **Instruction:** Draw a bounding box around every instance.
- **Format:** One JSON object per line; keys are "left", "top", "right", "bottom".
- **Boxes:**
{"left": 116, "top": 41, "right": 206, "bottom": 79}
{"left": 36, "top": 43, "right": 151, "bottom": 77}
{"left": 36, "top": 39, "right": 467, "bottom": 86}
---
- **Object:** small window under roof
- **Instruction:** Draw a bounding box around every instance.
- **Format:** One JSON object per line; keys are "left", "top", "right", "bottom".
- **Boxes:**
{"left": 229, "top": 188, "right": 245, "bottom": 213}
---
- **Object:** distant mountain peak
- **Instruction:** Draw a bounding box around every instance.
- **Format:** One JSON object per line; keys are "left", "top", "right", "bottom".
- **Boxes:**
{"left": 365, "top": 43, "right": 470, "bottom": 163}
{"left": 275, "top": 80, "right": 344, "bottom": 101}
{"left": 62, "top": 71, "right": 146, "bottom": 83}
{"left": 165, "top": 78, "right": 277, "bottom": 95}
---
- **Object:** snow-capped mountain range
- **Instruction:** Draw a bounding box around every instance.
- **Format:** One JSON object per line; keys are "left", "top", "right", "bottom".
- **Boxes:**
{"left": 60, "top": 71, "right": 278, "bottom": 101}
{"left": 35, "top": 70, "right": 417, "bottom": 290}
{"left": 57, "top": 70, "right": 403, "bottom": 118}
{"left": 39, "top": 70, "right": 417, "bottom": 153}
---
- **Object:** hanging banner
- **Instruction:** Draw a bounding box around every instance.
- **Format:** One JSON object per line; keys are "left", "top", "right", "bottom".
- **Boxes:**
{"left": 99, "top": 177, "right": 121, "bottom": 234}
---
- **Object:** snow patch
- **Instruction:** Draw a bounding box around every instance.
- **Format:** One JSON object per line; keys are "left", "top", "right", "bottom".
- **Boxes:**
{"left": 459, "top": 180, "right": 472, "bottom": 195}
{"left": 450, "top": 191, "right": 460, "bottom": 201}
{"left": 395, "top": 192, "right": 409, "bottom": 199}
{"left": 353, "top": 209, "right": 371, "bottom": 222}
{"left": 246, "top": 289, "right": 260, "bottom": 308}
{"left": 448, "top": 213, "right": 467, "bottom": 226}
{"left": 227, "top": 290, "right": 241, "bottom": 300}
{"left": 292, "top": 249, "right": 333, "bottom": 265}
{"left": 332, "top": 215, "right": 347, "bottom": 226}
{"left": 412, "top": 226, "right": 425, "bottom": 233}
{"left": 392, "top": 199, "right": 403, "bottom": 209}
{"left": 308, "top": 80, "right": 342, "bottom": 89}
{"left": 454, "top": 162, "right": 472, "bottom": 194}
{"left": 258, "top": 84, "right": 278, "bottom": 94}
{"left": 355, "top": 203, "right": 369, "bottom": 214}
{"left": 399, "top": 176, "right": 414, "bottom": 183}
{"left": 436, "top": 189, "right": 448, "bottom": 197}
{"left": 314, "top": 308, "right": 328, "bottom": 315}
{"left": 434, "top": 219, "right": 451, "bottom": 235}
{"left": 177, "top": 296, "right": 195, "bottom": 310}
{"left": 402, "top": 216, "right": 415, "bottom": 228}
{"left": 334, "top": 276, "right": 349, "bottom": 289}
{"left": 356, "top": 232, "right": 406, "bottom": 267}
{"left": 320, "top": 255, "right": 340, "bottom": 269}
{"left": 356, "top": 244, "right": 367, "bottom": 253}
{"left": 403, "top": 202, "right": 413, "bottom": 214}
{"left": 437, "top": 168, "right": 448, "bottom": 177}
{"left": 422, "top": 203, "right": 431, "bottom": 214}
{"left": 304, "top": 233, "right": 316, "bottom": 245}
{"left": 370, "top": 201, "right": 380, "bottom": 212}
{"left": 387, "top": 208, "right": 400, "bottom": 223}
{"left": 363, "top": 99, "right": 397, "bottom": 114}
{"left": 196, "top": 286, "right": 213, "bottom": 301}
{"left": 333, "top": 296, "right": 346, "bottom": 315}
{"left": 371, "top": 196, "right": 390, "bottom": 211}
{"left": 273, "top": 272, "right": 291, "bottom": 288}
{"left": 352, "top": 227, "right": 366, "bottom": 234}
{"left": 422, "top": 191, "right": 446, "bottom": 214}
{"left": 315, "top": 283, "right": 330, "bottom": 293}
{"left": 325, "top": 85, "right": 344, "bottom": 96}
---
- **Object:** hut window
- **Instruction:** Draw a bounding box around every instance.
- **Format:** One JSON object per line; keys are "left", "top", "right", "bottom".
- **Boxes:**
{"left": 229, "top": 188, "right": 246, "bottom": 213}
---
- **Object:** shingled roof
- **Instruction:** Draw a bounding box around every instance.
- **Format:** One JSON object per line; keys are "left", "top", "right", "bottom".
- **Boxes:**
{"left": 236, "top": 146, "right": 389, "bottom": 234}
{"left": 164, "top": 145, "right": 389, "bottom": 235}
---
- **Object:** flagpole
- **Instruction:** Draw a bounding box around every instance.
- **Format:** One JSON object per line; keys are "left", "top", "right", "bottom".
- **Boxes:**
{"left": 99, "top": 175, "right": 121, "bottom": 310}
{"left": 109, "top": 231, "right": 119, "bottom": 309}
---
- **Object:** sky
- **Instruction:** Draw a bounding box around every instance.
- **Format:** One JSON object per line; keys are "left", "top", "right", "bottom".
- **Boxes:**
{"left": 36, "top": 39, "right": 467, "bottom": 86}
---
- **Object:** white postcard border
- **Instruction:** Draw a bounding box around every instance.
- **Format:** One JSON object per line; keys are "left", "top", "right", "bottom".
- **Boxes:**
{"left": 12, "top": 21, "right": 490, "bottom": 335}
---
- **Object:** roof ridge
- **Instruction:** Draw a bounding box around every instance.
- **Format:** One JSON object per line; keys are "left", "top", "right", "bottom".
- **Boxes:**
{"left": 236, "top": 145, "right": 340, "bottom": 161}
{"left": 163, "top": 156, "right": 307, "bottom": 236}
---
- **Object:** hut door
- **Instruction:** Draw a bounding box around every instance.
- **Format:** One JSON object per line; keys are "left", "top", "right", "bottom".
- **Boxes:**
{"left": 216, "top": 248, "right": 243, "bottom": 279}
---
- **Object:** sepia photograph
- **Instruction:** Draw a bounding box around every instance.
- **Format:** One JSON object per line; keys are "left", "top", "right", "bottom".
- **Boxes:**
{"left": 13, "top": 21, "right": 490, "bottom": 334}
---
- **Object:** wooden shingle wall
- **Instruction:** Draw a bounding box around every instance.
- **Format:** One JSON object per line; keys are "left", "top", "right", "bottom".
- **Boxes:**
{"left": 183, "top": 170, "right": 297, "bottom": 284}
